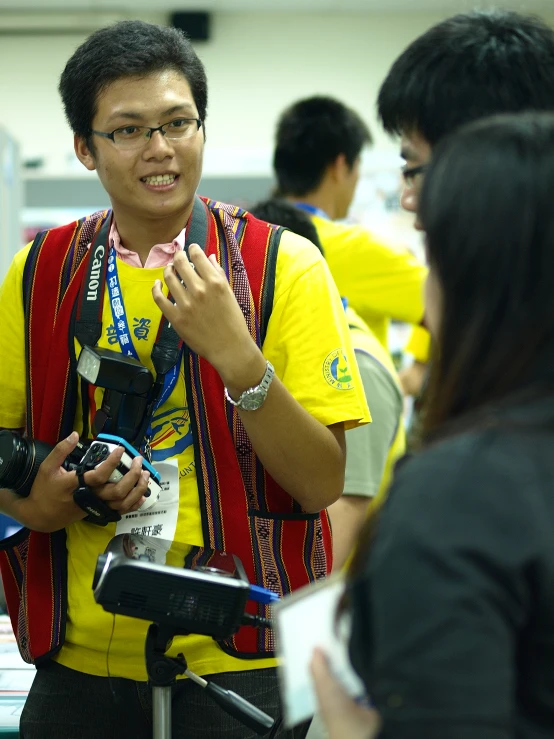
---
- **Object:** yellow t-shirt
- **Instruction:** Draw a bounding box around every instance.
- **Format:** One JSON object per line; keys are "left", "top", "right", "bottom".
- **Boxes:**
{"left": 312, "top": 215, "right": 427, "bottom": 351}
{"left": 405, "top": 324, "right": 431, "bottom": 364}
{"left": 0, "top": 228, "right": 369, "bottom": 680}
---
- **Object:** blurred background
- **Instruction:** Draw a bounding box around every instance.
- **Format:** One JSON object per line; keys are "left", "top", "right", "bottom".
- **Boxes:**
{"left": 2, "top": 0, "right": 553, "bottom": 282}
{"left": 1, "top": 1, "right": 554, "bottom": 725}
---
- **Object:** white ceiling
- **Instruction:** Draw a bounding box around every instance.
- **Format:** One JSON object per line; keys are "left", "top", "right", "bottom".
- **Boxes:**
{"left": 1, "top": 0, "right": 553, "bottom": 14}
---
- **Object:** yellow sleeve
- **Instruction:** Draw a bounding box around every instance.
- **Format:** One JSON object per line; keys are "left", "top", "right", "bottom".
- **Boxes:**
{"left": 405, "top": 324, "right": 431, "bottom": 363}
{"left": 0, "top": 244, "right": 32, "bottom": 428}
{"left": 321, "top": 221, "right": 427, "bottom": 326}
{"left": 263, "top": 231, "right": 370, "bottom": 431}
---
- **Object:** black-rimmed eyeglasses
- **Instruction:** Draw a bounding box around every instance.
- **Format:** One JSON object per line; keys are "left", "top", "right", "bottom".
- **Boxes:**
{"left": 92, "top": 118, "right": 203, "bottom": 150}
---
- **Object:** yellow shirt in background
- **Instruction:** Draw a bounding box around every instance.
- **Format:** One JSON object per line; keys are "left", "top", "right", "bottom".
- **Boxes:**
{"left": 0, "top": 229, "right": 369, "bottom": 680}
{"left": 405, "top": 324, "right": 432, "bottom": 364}
{"left": 312, "top": 214, "right": 427, "bottom": 351}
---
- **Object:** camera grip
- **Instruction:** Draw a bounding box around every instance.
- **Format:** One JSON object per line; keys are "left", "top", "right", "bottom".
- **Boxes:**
{"left": 73, "top": 471, "right": 121, "bottom": 526}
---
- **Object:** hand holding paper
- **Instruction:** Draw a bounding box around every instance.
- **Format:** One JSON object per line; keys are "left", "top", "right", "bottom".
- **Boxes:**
{"left": 273, "top": 575, "right": 366, "bottom": 728}
{"left": 310, "top": 648, "right": 381, "bottom": 739}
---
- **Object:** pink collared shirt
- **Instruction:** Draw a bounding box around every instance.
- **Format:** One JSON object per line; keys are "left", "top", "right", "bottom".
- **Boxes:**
{"left": 109, "top": 221, "right": 187, "bottom": 268}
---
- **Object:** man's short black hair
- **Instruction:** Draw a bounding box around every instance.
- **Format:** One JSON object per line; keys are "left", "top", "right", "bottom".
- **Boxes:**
{"left": 249, "top": 199, "right": 324, "bottom": 255}
{"left": 59, "top": 20, "right": 208, "bottom": 140}
{"left": 273, "top": 96, "right": 372, "bottom": 197}
{"left": 378, "top": 10, "right": 554, "bottom": 146}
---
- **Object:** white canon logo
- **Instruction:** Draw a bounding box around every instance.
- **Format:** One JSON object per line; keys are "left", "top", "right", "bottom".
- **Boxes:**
{"left": 86, "top": 245, "right": 105, "bottom": 301}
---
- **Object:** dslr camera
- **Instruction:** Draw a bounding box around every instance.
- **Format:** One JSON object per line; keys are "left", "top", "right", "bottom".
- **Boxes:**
{"left": 0, "top": 346, "right": 162, "bottom": 523}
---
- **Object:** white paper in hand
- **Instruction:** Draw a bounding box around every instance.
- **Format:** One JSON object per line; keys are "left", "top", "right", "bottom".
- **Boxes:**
{"left": 273, "top": 575, "right": 366, "bottom": 728}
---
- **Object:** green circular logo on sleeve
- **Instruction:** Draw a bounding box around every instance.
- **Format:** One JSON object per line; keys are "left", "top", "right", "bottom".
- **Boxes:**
{"left": 323, "top": 349, "right": 354, "bottom": 390}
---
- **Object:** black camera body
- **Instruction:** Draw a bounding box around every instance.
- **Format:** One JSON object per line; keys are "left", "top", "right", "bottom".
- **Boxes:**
{"left": 0, "top": 345, "right": 160, "bottom": 518}
{"left": 0, "top": 431, "right": 161, "bottom": 511}
{"left": 79, "top": 435, "right": 161, "bottom": 508}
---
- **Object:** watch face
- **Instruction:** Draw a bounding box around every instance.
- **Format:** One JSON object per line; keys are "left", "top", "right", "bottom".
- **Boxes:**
{"left": 240, "top": 390, "right": 265, "bottom": 411}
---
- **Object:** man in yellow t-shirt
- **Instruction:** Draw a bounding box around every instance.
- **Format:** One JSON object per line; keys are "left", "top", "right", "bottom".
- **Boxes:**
{"left": 0, "top": 22, "right": 369, "bottom": 739}
{"left": 273, "top": 96, "right": 428, "bottom": 352}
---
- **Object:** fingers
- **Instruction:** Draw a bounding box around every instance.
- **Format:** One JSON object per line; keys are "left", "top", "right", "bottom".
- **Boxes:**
{"left": 152, "top": 279, "right": 178, "bottom": 324}
{"left": 173, "top": 248, "right": 202, "bottom": 285}
{"left": 168, "top": 246, "right": 221, "bottom": 294}
{"left": 36, "top": 440, "right": 153, "bottom": 524}
{"left": 128, "top": 494, "right": 148, "bottom": 513}
{"left": 208, "top": 253, "right": 225, "bottom": 272}
{"left": 152, "top": 246, "right": 224, "bottom": 314}
{"left": 162, "top": 263, "right": 191, "bottom": 313}
{"left": 93, "top": 454, "right": 148, "bottom": 501}
{"left": 185, "top": 244, "right": 221, "bottom": 280}
{"left": 43, "top": 431, "right": 80, "bottom": 472}
{"left": 113, "top": 468, "right": 150, "bottom": 514}
{"left": 310, "top": 649, "right": 381, "bottom": 739}
{"left": 164, "top": 249, "right": 203, "bottom": 305}
{"left": 83, "top": 445, "right": 125, "bottom": 486}
{"left": 311, "top": 648, "right": 344, "bottom": 711}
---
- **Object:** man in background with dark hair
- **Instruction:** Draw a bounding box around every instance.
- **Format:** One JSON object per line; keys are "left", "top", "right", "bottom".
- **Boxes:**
{"left": 379, "top": 8, "right": 554, "bottom": 399}
{"left": 251, "top": 198, "right": 405, "bottom": 571}
{"left": 273, "top": 95, "right": 427, "bottom": 354}
{"left": 0, "top": 20, "right": 369, "bottom": 739}
{"left": 312, "top": 9, "right": 554, "bottom": 739}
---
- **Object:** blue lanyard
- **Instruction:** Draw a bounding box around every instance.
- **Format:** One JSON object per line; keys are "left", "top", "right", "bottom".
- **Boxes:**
{"left": 107, "top": 248, "right": 140, "bottom": 360}
{"left": 107, "top": 247, "right": 181, "bottom": 448}
{"left": 294, "top": 202, "right": 331, "bottom": 220}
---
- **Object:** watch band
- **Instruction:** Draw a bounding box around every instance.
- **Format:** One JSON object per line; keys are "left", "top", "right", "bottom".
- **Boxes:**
{"left": 224, "top": 360, "right": 275, "bottom": 410}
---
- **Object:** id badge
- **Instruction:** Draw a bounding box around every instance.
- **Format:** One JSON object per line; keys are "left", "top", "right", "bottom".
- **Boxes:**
{"left": 115, "top": 459, "right": 179, "bottom": 542}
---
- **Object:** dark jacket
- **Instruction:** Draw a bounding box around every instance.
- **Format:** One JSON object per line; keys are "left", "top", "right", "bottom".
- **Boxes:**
{"left": 350, "top": 399, "right": 554, "bottom": 739}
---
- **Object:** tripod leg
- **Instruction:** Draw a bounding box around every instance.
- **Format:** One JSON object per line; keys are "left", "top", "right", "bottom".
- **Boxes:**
{"left": 152, "top": 685, "right": 172, "bottom": 739}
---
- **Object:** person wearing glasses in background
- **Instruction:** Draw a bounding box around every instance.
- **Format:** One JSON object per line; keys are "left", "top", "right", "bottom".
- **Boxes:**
{"left": 0, "top": 20, "right": 369, "bottom": 739}
{"left": 309, "top": 10, "right": 554, "bottom": 739}
{"left": 376, "top": 9, "right": 554, "bottom": 402}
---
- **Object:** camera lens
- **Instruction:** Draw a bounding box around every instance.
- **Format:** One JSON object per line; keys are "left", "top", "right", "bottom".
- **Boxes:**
{"left": 0, "top": 431, "right": 53, "bottom": 497}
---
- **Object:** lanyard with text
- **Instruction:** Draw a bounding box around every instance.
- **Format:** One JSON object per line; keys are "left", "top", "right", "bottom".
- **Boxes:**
{"left": 75, "top": 215, "right": 183, "bottom": 456}
{"left": 106, "top": 246, "right": 182, "bottom": 454}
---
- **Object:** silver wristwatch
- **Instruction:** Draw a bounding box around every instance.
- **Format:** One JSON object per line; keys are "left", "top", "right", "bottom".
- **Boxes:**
{"left": 224, "top": 360, "right": 275, "bottom": 411}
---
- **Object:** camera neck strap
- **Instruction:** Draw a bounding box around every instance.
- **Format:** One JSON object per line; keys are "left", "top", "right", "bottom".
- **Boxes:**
{"left": 75, "top": 216, "right": 112, "bottom": 348}
{"left": 74, "top": 198, "right": 209, "bottom": 448}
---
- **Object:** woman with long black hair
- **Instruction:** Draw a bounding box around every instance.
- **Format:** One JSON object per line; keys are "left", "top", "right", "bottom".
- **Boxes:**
{"left": 311, "top": 112, "right": 554, "bottom": 739}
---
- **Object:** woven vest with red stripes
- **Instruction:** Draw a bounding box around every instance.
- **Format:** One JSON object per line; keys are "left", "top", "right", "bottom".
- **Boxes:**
{"left": 0, "top": 196, "right": 332, "bottom": 664}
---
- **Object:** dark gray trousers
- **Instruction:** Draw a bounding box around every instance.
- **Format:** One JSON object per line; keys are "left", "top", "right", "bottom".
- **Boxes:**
{"left": 20, "top": 661, "right": 310, "bottom": 739}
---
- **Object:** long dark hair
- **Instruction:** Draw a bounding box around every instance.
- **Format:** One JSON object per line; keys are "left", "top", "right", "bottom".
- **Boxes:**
{"left": 420, "top": 112, "right": 554, "bottom": 439}
{"left": 346, "top": 112, "right": 554, "bottom": 581}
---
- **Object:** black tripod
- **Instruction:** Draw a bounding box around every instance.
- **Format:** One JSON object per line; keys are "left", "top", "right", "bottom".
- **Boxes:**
{"left": 145, "top": 623, "right": 276, "bottom": 739}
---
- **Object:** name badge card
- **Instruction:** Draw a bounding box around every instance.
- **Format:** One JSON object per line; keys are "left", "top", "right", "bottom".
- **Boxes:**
{"left": 115, "top": 459, "right": 179, "bottom": 542}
